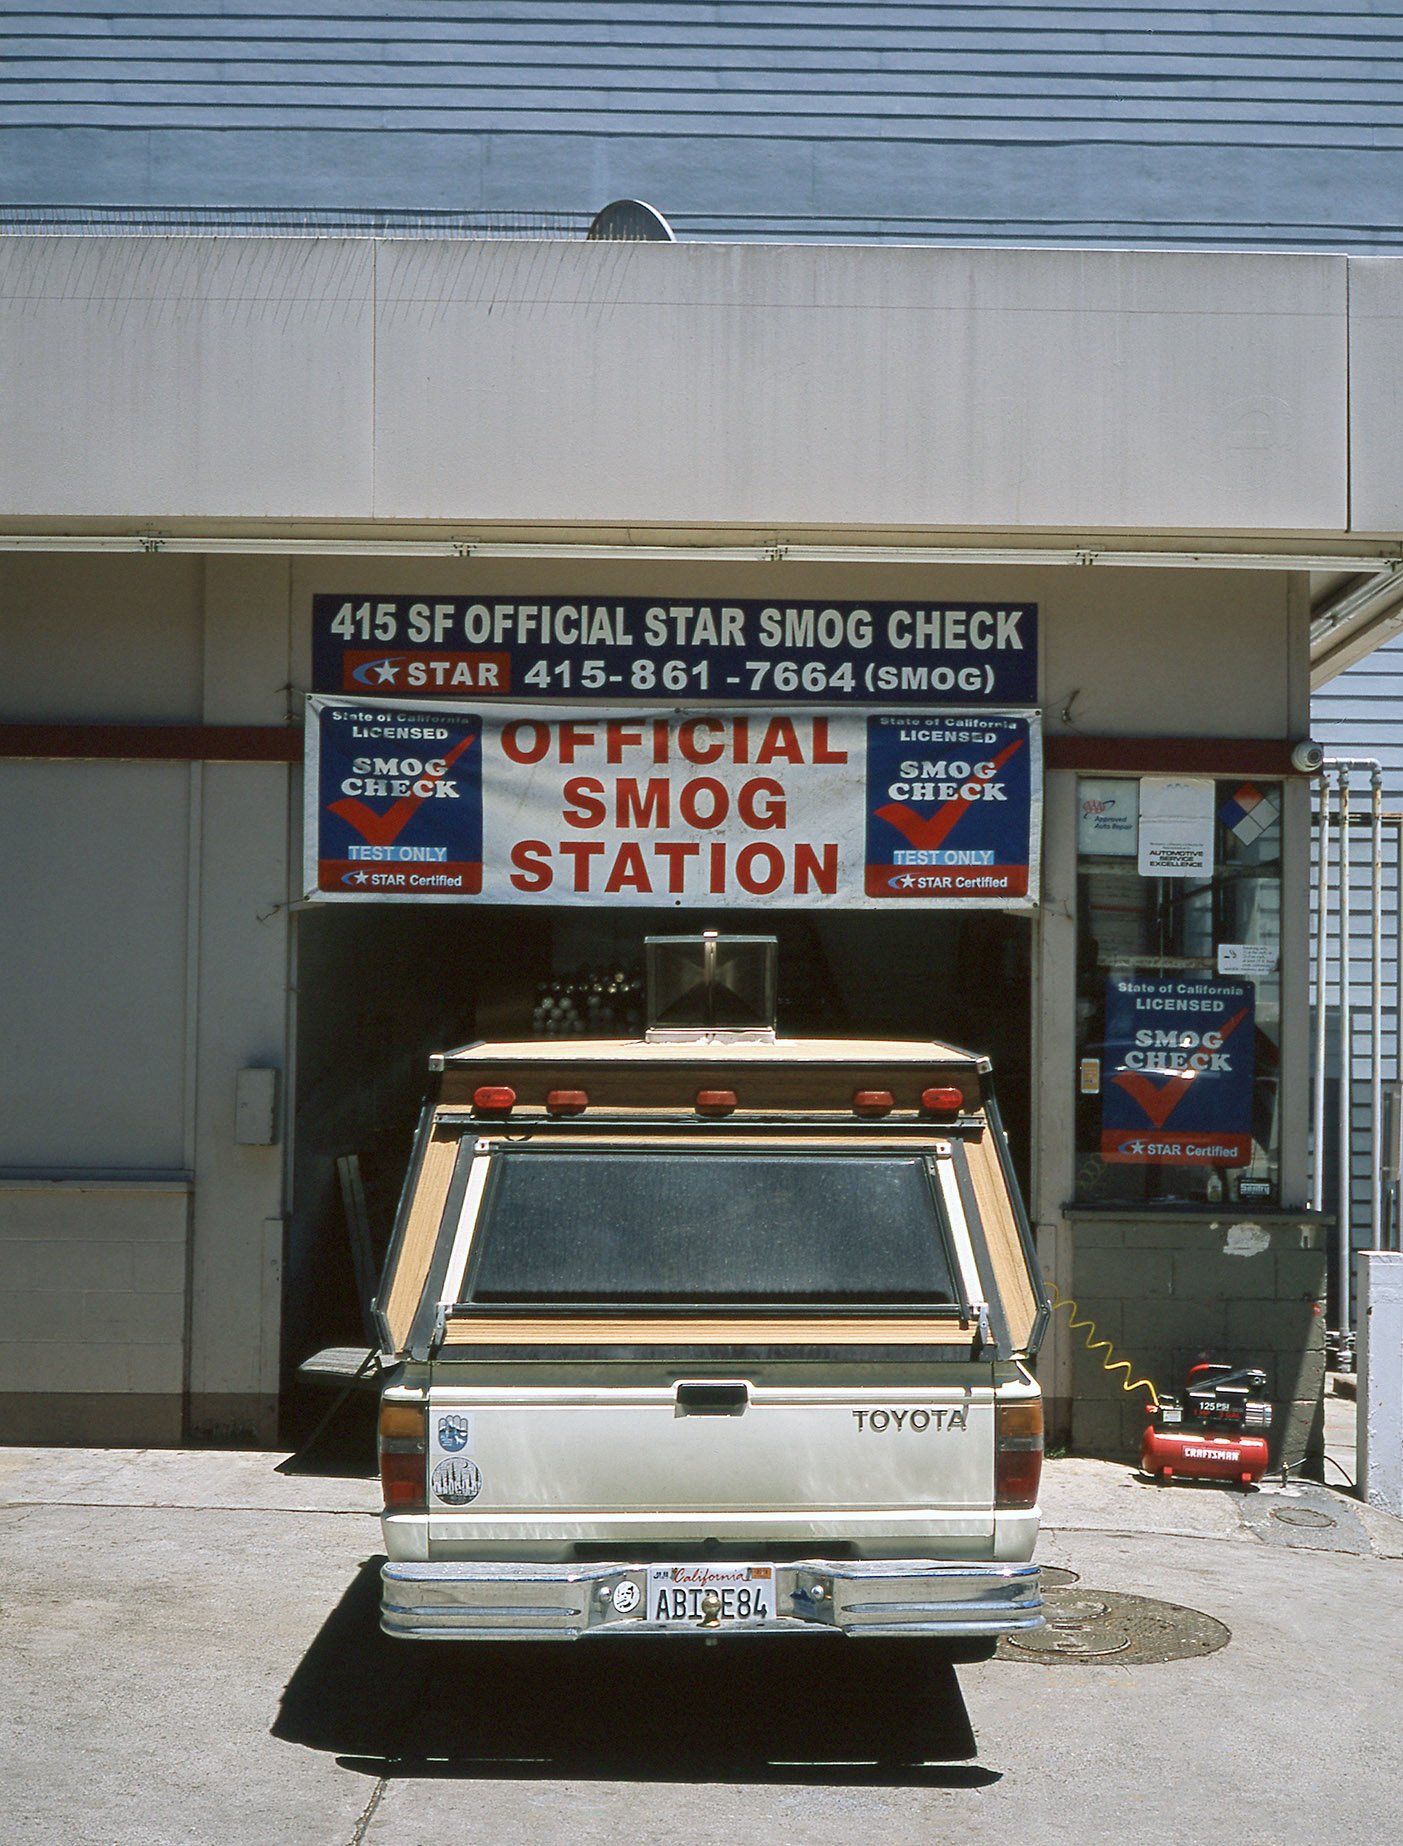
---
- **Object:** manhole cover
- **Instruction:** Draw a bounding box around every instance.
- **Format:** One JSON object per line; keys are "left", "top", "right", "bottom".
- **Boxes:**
{"left": 1270, "top": 1506, "right": 1336, "bottom": 1530}
{"left": 1008, "top": 1626, "right": 1134, "bottom": 1660}
{"left": 998, "top": 1588, "right": 1231, "bottom": 1666}
{"left": 1038, "top": 1566, "right": 1080, "bottom": 1589}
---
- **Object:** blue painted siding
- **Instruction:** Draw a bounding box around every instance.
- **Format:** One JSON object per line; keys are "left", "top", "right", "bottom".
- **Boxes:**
{"left": 2, "top": 3, "right": 1402, "bottom": 246}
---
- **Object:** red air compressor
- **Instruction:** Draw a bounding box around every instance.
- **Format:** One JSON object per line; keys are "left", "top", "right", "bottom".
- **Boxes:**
{"left": 1141, "top": 1362, "right": 1273, "bottom": 1487}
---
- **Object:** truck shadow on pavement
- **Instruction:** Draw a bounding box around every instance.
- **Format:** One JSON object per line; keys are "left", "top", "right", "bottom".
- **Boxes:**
{"left": 273, "top": 1558, "right": 997, "bottom": 1787}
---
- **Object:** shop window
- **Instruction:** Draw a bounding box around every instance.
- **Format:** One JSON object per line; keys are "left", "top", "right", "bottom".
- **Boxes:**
{"left": 1074, "top": 776, "right": 1282, "bottom": 1208}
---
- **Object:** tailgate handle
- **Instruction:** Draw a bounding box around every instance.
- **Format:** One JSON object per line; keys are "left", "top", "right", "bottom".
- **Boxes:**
{"left": 675, "top": 1380, "right": 750, "bottom": 1417}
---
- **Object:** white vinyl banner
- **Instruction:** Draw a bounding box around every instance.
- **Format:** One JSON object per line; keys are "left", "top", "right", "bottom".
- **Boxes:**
{"left": 305, "top": 698, "right": 1042, "bottom": 909}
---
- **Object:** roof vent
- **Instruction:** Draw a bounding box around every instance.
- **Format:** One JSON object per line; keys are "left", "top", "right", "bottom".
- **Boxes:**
{"left": 644, "top": 933, "right": 777, "bottom": 1043}
{"left": 587, "top": 199, "right": 676, "bottom": 242}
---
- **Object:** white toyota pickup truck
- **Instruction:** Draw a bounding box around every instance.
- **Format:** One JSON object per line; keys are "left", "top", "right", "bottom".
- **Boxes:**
{"left": 373, "top": 941, "right": 1048, "bottom": 1652}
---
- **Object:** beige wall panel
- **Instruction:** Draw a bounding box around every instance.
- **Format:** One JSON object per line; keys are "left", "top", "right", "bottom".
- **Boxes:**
{"left": 1039, "top": 566, "right": 1292, "bottom": 738}
{"left": 0, "top": 554, "right": 203, "bottom": 722}
{"left": 1346, "top": 257, "right": 1403, "bottom": 534}
{"left": 0, "top": 760, "right": 190, "bottom": 1170}
{"left": 186, "top": 763, "right": 290, "bottom": 1416}
{"left": 373, "top": 242, "right": 1346, "bottom": 531}
{"left": 0, "top": 1182, "right": 187, "bottom": 1396}
{"left": 0, "top": 238, "right": 374, "bottom": 519}
{"left": 202, "top": 554, "right": 293, "bottom": 724}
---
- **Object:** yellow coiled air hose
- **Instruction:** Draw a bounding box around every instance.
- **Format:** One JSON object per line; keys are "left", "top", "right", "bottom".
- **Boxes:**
{"left": 1046, "top": 1283, "right": 1161, "bottom": 1408}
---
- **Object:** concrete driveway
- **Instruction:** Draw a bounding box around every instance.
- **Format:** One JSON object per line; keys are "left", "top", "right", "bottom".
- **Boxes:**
{"left": 2, "top": 1429, "right": 1399, "bottom": 1846}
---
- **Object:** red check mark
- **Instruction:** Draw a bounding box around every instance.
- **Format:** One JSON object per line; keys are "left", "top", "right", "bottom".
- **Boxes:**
{"left": 328, "top": 733, "right": 476, "bottom": 847}
{"left": 873, "top": 737, "right": 1025, "bottom": 852}
{"left": 1109, "top": 1006, "right": 1250, "bottom": 1128}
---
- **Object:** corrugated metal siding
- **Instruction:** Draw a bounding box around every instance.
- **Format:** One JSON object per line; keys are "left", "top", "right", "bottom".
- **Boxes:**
{"left": 2, "top": 3, "right": 1402, "bottom": 246}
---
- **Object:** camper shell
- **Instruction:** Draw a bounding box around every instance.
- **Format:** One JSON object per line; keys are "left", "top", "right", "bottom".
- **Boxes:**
{"left": 374, "top": 1006, "right": 1049, "bottom": 1645}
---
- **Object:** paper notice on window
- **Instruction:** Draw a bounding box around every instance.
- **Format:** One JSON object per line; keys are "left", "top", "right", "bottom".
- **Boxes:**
{"left": 1137, "top": 776, "right": 1214, "bottom": 878}
{"left": 1218, "top": 942, "right": 1279, "bottom": 976}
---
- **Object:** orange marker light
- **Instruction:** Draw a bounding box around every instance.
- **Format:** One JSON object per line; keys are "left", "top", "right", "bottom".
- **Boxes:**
{"left": 852, "top": 1089, "right": 895, "bottom": 1117}
{"left": 472, "top": 1085, "right": 517, "bottom": 1114}
{"left": 546, "top": 1089, "right": 589, "bottom": 1116}
{"left": 696, "top": 1089, "right": 737, "bottom": 1117}
{"left": 920, "top": 1085, "right": 965, "bottom": 1115}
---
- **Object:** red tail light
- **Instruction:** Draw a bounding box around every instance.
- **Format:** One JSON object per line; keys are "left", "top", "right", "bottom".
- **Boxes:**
{"left": 920, "top": 1085, "right": 965, "bottom": 1115}
{"left": 995, "top": 1397, "right": 1043, "bottom": 1509}
{"left": 472, "top": 1085, "right": 517, "bottom": 1114}
{"left": 696, "top": 1089, "right": 737, "bottom": 1116}
{"left": 852, "top": 1089, "right": 894, "bottom": 1117}
{"left": 379, "top": 1399, "right": 427, "bottom": 1511}
{"left": 546, "top": 1089, "right": 589, "bottom": 1115}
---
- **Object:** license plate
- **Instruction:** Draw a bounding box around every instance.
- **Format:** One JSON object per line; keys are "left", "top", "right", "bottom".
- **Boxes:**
{"left": 645, "top": 1564, "right": 775, "bottom": 1626}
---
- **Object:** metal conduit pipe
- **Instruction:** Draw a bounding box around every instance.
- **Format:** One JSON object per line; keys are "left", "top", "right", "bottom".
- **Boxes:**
{"left": 1312, "top": 777, "right": 1331, "bottom": 1214}
{"left": 1372, "top": 769, "right": 1385, "bottom": 1257}
{"left": 1319, "top": 756, "right": 1387, "bottom": 1370}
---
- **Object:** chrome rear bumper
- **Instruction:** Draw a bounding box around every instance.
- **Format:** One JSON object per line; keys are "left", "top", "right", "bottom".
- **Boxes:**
{"left": 381, "top": 1557, "right": 1043, "bottom": 1641}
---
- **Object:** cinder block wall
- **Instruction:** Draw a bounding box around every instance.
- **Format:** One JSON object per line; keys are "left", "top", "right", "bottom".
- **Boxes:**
{"left": 1066, "top": 1211, "right": 1328, "bottom": 1472}
{"left": 0, "top": 1183, "right": 189, "bottom": 1442}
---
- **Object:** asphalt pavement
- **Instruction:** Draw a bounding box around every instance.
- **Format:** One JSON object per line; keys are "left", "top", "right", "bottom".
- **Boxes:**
{"left": 1, "top": 1386, "right": 1398, "bottom": 1846}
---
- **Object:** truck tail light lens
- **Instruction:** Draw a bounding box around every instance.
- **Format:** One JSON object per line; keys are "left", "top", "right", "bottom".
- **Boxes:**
{"left": 852, "top": 1089, "right": 894, "bottom": 1117}
{"left": 472, "top": 1085, "right": 516, "bottom": 1114}
{"left": 995, "top": 1398, "right": 1043, "bottom": 1509}
{"left": 921, "top": 1086, "right": 966, "bottom": 1116}
{"left": 379, "top": 1399, "right": 427, "bottom": 1511}
{"left": 695, "top": 1089, "right": 737, "bottom": 1116}
{"left": 546, "top": 1088, "right": 589, "bottom": 1115}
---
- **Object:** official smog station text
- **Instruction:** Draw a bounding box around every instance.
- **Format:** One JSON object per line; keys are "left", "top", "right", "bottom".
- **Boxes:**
{"left": 305, "top": 702, "right": 1042, "bottom": 910}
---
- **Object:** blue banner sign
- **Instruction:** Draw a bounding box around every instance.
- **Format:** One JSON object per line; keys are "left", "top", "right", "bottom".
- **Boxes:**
{"left": 312, "top": 596, "right": 1038, "bottom": 706}
{"left": 1101, "top": 976, "right": 1256, "bottom": 1166}
{"left": 309, "top": 700, "right": 483, "bottom": 897}
{"left": 864, "top": 712, "right": 1039, "bottom": 901}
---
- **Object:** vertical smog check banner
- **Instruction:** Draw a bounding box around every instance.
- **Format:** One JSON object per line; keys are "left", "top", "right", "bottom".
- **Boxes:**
{"left": 1101, "top": 976, "right": 1256, "bottom": 1166}
{"left": 305, "top": 699, "right": 1041, "bottom": 908}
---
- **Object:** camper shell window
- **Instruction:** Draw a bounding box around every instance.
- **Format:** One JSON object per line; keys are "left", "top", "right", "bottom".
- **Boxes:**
{"left": 458, "top": 1146, "right": 960, "bottom": 1308}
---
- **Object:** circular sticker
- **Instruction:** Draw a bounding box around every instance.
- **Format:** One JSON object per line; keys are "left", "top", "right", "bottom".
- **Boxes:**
{"left": 437, "top": 1414, "right": 471, "bottom": 1453}
{"left": 431, "top": 1457, "right": 482, "bottom": 1505}
{"left": 611, "top": 1579, "right": 641, "bottom": 1614}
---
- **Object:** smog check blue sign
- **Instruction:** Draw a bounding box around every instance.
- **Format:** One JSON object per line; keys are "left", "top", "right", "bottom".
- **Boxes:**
{"left": 312, "top": 596, "right": 1038, "bottom": 706}
{"left": 863, "top": 712, "right": 1039, "bottom": 901}
{"left": 308, "top": 700, "right": 483, "bottom": 896}
{"left": 1101, "top": 976, "right": 1256, "bottom": 1166}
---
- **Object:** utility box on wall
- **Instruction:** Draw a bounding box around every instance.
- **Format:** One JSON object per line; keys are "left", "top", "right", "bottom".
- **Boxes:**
{"left": 234, "top": 1068, "right": 280, "bottom": 1146}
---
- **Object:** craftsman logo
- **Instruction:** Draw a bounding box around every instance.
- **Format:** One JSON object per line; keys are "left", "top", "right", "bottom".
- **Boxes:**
{"left": 852, "top": 1407, "right": 969, "bottom": 1432}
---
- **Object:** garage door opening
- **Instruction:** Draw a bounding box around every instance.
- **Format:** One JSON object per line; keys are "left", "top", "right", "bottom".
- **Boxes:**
{"left": 285, "top": 905, "right": 1032, "bottom": 1426}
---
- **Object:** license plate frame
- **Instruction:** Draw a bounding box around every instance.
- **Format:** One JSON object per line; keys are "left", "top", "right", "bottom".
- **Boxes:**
{"left": 645, "top": 1563, "right": 776, "bottom": 1627}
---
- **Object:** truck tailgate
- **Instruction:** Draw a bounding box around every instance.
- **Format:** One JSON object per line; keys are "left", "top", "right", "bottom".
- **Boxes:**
{"left": 423, "top": 1378, "right": 997, "bottom": 1546}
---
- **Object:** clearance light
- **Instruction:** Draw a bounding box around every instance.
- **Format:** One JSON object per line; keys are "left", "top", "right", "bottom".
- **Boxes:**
{"left": 378, "top": 1399, "right": 427, "bottom": 1512}
{"left": 852, "top": 1089, "right": 895, "bottom": 1117}
{"left": 546, "top": 1088, "right": 589, "bottom": 1116}
{"left": 920, "top": 1085, "right": 966, "bottom": 1115}
{"left": 995, "top": 1398, "right": 1044, "bottom": 1509}
{"left": 696, "top": 1089, "right": 737, "bottom": 1117}
{"left": 472, "top": 1085, "right": 517, "bottom": 1114}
